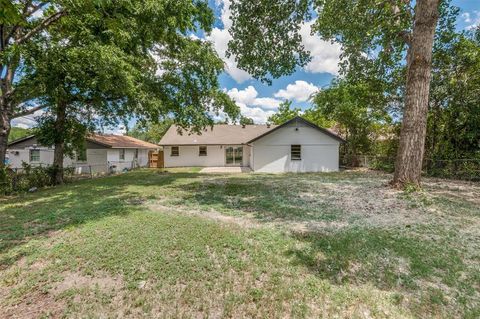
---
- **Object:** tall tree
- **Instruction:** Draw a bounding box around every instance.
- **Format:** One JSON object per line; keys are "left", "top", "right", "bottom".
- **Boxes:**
{"left": 1, "top": 1, "right": 70, "bottom": 167}
{"left": 391, "top": 0, "right": 440, "bottom": 187}
{"left": 228, "top": 0, "right": 448, "bottom": 187}
{"left": 1, "top": 0, "right": 239, "bottom": 169}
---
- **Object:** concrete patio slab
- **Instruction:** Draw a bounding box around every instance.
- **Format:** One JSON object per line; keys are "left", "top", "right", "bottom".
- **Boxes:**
{"left": 200, "top": 167, "right": 252, "bottom": 173}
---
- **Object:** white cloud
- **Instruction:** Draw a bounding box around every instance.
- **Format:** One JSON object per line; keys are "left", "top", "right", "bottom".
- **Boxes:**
{"left": 226, "top": 86, "right": 282, "bottom": 122}
{"left": 274, "top": 80, "right": 319, "bottom": 102}
{"left": 206, "top": 0, "right": 252, "bottom": 83}
{"left": 237, "top": 103, "right": 275, "bottom": 124}
{"left": 300, "top": 20, "right": 342, "bottom": 75}
{"left": 462, "top": 11, "right": 480, "bottom": 30}
{"left": 11, "top": 109, "right": 45, "bottom": 129}
{"left": 226, "top": 86, "right": 258, "bottom": 105}
{"left": 251, "top": 97, "right": 281, "bottom": 110}
{"left": 226, "top": 86, "right": 282, "bottom": 110}
{"left": 103, "top": 125, "right": 126, "bottom": 135}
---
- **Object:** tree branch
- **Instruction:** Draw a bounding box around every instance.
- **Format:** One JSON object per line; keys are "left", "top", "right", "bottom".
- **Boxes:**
{"left": 12, "top": 104, "right": 47, "bottom": 118}
{"left": 15, "top": 10, "right": 67, "bottom": 45}
{"left": 398, "top": 30, "right": 412, "bottom": 46}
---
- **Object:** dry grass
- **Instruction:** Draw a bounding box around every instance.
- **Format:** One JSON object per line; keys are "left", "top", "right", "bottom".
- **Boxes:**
{"left": 0, "top": 169, "right": 478, "bottom": 318}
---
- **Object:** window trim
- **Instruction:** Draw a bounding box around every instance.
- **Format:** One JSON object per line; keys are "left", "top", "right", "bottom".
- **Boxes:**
{"left": 134, "top": 148, "right": 139, "bottom": 159}
{"left": 199, "top": 146, "right": 207, "bottom": 156}
{"left": 291, "top": 144, "right": 301, "bottom": 161}
{"left": 119, "top": 148, "right": 125, "bottom": 161}
{"left": 171, "top": 146, "right": 179, "bottom": 156}
{"left": 29, "top": 149, "right": 40, "bottom": 162}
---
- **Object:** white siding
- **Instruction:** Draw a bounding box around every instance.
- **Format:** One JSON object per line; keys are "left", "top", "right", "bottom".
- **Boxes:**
{"left": 8, "top": 147, "right": 109, "bottom": 173}
{"left": 164, "top": 145, "right": 225, "bottom": 167}
{"left": 163, "top": 145, "right": 251, "bottom": 167}
{"left": 107, "top": 148, "right": 148, "bottom": 172}
{"left": 251, "top": 123, "right": 340, "bottom": 173}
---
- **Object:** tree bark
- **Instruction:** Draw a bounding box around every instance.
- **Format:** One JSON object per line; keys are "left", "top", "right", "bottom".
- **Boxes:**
{"left": 0, "top": 110, "right": 11, "bottom": 168}
{"left": 52, "top": 102, "right": 67, "bottom": 184}
{"left": 392, "top": 0, "right": 440, "bottom": 188}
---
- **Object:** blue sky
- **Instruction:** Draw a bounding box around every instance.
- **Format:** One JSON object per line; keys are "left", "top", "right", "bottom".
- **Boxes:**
{"left": 209, "top": 0, "right": 480, "bottom": 124}
{"left": 12, "top": 0, "right": 480, "bottom": 131}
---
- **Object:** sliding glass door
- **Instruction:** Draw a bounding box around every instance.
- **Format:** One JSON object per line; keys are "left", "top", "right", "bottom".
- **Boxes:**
{"left": 225, "top": 146, "right": 243, "bottom": 166}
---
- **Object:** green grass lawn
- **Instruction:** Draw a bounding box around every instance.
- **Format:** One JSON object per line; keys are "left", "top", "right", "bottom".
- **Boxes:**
{"left": 0, "top": 169, "right": 479, "bottom": 318}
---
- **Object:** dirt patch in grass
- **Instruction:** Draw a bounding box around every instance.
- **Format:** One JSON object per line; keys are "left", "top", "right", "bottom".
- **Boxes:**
{"left": 51, "top": 271, "right": 124, "bottom": 296}
{"left": 1, "top": 291, "right": 65, "bottom": 319}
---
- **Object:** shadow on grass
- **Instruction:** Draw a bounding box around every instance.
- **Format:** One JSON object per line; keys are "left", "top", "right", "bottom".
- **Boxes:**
{"left": 286, "top": 228, "right": 480, "bottom": 318}
{"left": 166, "top": 173, "right": 348, "bottom": 222}
{"left": 0, "top": 170, "right": 188, "bottom": 268}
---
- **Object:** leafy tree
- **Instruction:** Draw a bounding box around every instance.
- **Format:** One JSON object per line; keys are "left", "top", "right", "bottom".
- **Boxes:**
{"left": 1, "top": 0, "right": 239, "bottom": 170}
{"left": 427, "top": 29, "right": 480, "bottom": 161}
{"left": 310, "top": 79, "right": 392, "bottom": 164}
{"left": 239, "top": 116, "right": 254, "bottom": 125}
{"left": 128, "top": 119, "right": 174, "bottom": 144}
{"left": 1, "top": 1, "right": 73, "bottom": 167}
{"left": 267, "top": 100, "right": 301, "bottom": 125}
{"left": 227, "top": 0, "right": 453, "bottom": 187}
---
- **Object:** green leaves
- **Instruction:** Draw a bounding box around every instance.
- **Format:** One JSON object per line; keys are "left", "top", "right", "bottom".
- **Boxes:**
{"left": 0, "top": 0, "right": 21, "bottom": 25}
{"left": 227, "top": 0, "right": 311, "bottom": 84}
{"left": 267, "top": 100, "right": 301, "bottom": 125}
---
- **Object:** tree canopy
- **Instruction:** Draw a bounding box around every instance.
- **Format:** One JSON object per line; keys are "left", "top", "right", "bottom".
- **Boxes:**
{"left": 1, "top": 0, "right": 239, "bottom": 169}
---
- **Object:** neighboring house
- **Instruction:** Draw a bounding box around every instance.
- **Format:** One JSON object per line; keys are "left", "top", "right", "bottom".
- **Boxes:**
{"left": 159, "top": 116, "right": 345, "bottom": 173}
{"left": 7, "top": 134, "right": 158, "bottom": 173}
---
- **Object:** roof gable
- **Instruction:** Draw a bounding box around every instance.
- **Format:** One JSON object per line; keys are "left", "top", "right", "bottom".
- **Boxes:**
{"left": 247, "top": 117, "right": 346, "bottom": 143}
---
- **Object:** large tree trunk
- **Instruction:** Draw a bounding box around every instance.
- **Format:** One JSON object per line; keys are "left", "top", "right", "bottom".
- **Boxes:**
{"left": 392, "top": 0, "right": 440, "bottom": 188}
{"left": 52, "top": 102, "right": 67, "bottom": 184}
{"left": 0, "top": 110, "right": 11, "bottom": 168}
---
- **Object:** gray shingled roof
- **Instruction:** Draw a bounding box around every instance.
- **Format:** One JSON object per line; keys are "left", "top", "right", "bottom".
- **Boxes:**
{"left": 159, "top": 124, "right": 278, "bottom": 145}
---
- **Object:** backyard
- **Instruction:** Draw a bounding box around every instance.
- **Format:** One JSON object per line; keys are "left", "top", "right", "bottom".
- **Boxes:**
{"left": 0, "top": 168, "right": 479, "bottom": 318}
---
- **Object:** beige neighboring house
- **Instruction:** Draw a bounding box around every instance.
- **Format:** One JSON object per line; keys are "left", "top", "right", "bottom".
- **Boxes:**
{"left": 159, "top": 116, "right": 345, "bottom": 173}
{"left": 7, "top": 134, "right": 158, "bottom": 174}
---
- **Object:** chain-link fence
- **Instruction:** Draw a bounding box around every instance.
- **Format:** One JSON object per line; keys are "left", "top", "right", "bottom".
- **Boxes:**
{"left": 340, "top": 154, "right": 480, "bottom": 181}
{"left": 1, "top": 160, "right": 141, "bottom": 195}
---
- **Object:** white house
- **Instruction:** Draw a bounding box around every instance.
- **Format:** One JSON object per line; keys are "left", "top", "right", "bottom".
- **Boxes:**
{"left": 7, "top": 134, "right": 158, "bottom": 174}
{"left": 159, "top": 116, "right": 345, "bottom": 173}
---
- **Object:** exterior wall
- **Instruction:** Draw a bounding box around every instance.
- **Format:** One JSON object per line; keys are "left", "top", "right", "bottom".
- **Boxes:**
{"left": 251, "top": 122, "right": 340, "bottom": 173}
{"left": 163, "top": 145, "right": 250, "bottom": 167}
{"left": 8, "top": 147, "right": 52, "bottom": 168}
{"left": 107, "top": 148, "right": 149, "bottom": 172}
{"left": 8, "top": 147, "right": 109, "bottom": 173}
{"left": 7, "top": 136, "right": 153, "bottom": 174}
{"left": 243, "top": 145, "right": 251, "bottom": 167}
{"left": 164, "top": 145, "right": 225, "bottom": 167}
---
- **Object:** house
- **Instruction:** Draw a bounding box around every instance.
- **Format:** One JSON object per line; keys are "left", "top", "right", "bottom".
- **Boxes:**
{"left": 7, "top": 134, "right": 158, "bottom": 174}
{"left": 159, "top": 116, "right": 345, "bottom": 173}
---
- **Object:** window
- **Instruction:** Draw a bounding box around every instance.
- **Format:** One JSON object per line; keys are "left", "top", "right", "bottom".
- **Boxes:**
{"left": 29, "top": 149, "right": 40, "bottom": 162}
{"left": 291, "top": 145, "right": 301, "bottom": 160}
{"left": 119, "top": 149, "right": 125, "bottom": 160}
{"left": 76, "top": 148, "right": 87, "bottom": 162}
{"left": 134, "top": 149, "right": 138, "bottom": 159}
{"left": 171, "top": 146, "right": 179, "bottom": 156}
{"left": 199, "top": 146, "right": 207, "bottom": 156}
